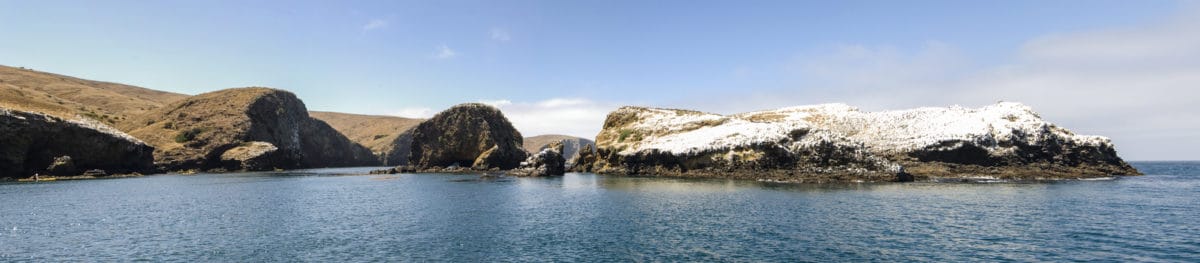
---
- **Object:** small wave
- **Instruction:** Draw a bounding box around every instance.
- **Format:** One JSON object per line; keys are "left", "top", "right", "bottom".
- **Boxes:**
{"left": 1077, "top": 177, "right": 1117, "bottom": 181}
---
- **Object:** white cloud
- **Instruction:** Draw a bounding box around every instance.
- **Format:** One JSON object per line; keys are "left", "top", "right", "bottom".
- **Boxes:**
{"left": 704, "top": 7, "right": 1200, "bottom": 160}
{"left": 362, "top": 19, "right": 388, "bottom": 31}
{"left": 490, "top": 28, "right": 511, "bottom": 42}
{"left": 432, "top": 45, "right": 458, "bottom": 59}
{"left": 391, "top": 107, "right": 434, "bottom": 119}
{"left": 476, "top": 99, "right": 512, "bottom": 107}
{"left": 478, "top": 98, "right": 619, "bottom": 139}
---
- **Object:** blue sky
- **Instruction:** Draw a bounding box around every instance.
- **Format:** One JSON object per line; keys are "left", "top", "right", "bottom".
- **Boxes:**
{"left": 1, "top": 0, "right": 1197, "bottom": 160}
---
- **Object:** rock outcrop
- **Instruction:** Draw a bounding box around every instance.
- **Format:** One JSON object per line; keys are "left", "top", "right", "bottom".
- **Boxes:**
{"left": 408, "top": 103, "right": 527, "bottom": 170}
{"left": 523, "top": 135, "right": 595, "bottom": 166}
{"left": 1, "top": 108, "right": 154, "bottom": 178}
{"left": 510, "top": 141, "right": 567, "bottom": 177}
{"left": 578, "top": 102, "right": 1140, "bottom": 182}
{"left": 119, "top": 87, "right": 378, "bottom": 172}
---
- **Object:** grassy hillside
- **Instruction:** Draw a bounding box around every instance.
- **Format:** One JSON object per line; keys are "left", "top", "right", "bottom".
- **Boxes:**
{"left": 309, "top": 111, "right": 423, "bottom": 155}
{"left": 0, "top": 65, "right": 188, "bottom": 125}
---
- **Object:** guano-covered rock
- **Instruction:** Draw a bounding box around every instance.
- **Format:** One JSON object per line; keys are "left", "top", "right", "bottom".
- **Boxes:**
{"left": 578, "top": 102, "right": 1139, "bottom": 182}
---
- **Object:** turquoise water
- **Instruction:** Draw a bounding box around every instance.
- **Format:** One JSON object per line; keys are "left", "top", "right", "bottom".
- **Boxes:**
{"left": 1, "top": 162, "right": 1197, "bottom": 262}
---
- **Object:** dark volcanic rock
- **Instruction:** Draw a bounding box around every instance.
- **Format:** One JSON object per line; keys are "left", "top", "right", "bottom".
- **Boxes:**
{"left": 510, "top": 141, "right": 567, "bottom": 177}
{"left": 46, "top": 156, "right": 78, "bottom": 176}
{"left": 120, "top": 87, "right": 378, "bottom": 172}
{"left": 570, "top": 144, "right": 599, "bottom": 173}
{"left": 1, "top": 108, "right": 154, "bottom": 178}
{"left": 408, "top": 103, "right": 527, "bottom": 170}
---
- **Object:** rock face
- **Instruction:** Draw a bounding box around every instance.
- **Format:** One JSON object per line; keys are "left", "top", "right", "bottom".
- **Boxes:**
{"left": 380, "top": 129, "right": 417, "bottom": 165}
{"left": 120, "top": 87, "right": 378, "bottom": 171}
{"left": 511, "top": 141, "right": 567, "bottom": 177}
{"left": 523, "top": 135, "right": 595, "bottom": 166}
{"left": 409, "top": 103, "right": 527, "bottom": 170}
{"left": 1, "top": 108, "right": 154, "bottom": 178}
{"left": 579, "top": 102, "right": 1139, "bottom": 182}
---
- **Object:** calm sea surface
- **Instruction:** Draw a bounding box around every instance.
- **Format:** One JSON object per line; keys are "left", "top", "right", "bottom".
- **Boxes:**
{"left": 1, "top": 162, "right": 1197, "bottom": 262}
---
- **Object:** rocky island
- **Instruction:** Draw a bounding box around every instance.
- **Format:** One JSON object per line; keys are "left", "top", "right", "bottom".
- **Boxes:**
{"left": 406, "top": 103, "right": 528, "bottom": 171}
{"left": 576, "top": 102, "right": 1140, "bottom": 182}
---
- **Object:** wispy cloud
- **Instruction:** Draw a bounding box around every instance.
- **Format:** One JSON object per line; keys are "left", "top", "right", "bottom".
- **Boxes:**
{"left": 477, "top": 99, "right": 512, "bottom": 107}
{"left": 432, "top": 45, "right": 458, "bottom": 59}
{"left": 391, "top": 107, "right": 434, "bottom": 119}
{"left": 483, "top": 98, "right": 618, "bottom": 139}
{"left": 700, "top": 7, "right": 1200, "bottom": 160}
{"left": 490, "top": 28, "right": 511, "bottom": 42}
{"left": 362, "top": 18, "right": 388, "bottom": 31}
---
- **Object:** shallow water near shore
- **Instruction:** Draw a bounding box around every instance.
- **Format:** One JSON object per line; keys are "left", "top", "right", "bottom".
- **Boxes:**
{"left": 1, "top": 162, "right": 1197, "bottom": 261}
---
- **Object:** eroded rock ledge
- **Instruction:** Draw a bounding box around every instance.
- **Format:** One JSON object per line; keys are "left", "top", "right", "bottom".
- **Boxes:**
{"left": 574, "top": 102, "right": 1139, "bottom": 182}
{"left": 1, "top": 108, "right": 154, "bottom": 178}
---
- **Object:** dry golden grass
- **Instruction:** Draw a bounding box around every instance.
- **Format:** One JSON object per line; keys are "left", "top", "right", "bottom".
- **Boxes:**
{"left": 0, "top": 65, "right": 187, "bottom": 125}
{"left": 118, "top": 87, "right": 281, "bottom": 155}
{"left": 309, "top": 111, "right": 423, "bottom": 154}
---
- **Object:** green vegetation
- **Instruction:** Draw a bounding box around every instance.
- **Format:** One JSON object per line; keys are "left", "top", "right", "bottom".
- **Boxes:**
{"left": 174, "top": 128, "right": 204, "bottom": 143}
{"left": 618, "top": 129, "right": 634, "bottom": 142}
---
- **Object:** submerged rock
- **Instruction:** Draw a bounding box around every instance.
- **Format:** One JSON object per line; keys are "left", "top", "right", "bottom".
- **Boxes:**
{"left": 120, "top": 87, "right": 378, "bottom": 172}
{"left": 510, "top": 141, "right": 567, "bottom": 177}
{"left": 408, "top": 103, "right": 527, "bottom": 171}
{"left": 1, "top": 108, "right": 154, "bottom": 178}
{"left": 578, "top": 102, "right": 1139, "bottom": 182}
{"left": 368, "top": 165, "right": 418, "bottom": 174}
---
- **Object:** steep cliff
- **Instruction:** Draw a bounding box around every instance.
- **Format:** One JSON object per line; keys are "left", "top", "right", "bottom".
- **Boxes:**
{"left": 408, "top": 103, "right": 527, "bottom": 170}
{"left": 120, "top": 87, "right": 378, "bottom": 171}
{"left": 1, "top": 108, "right": 154, "bottom": 178}
{"left": 580, "top": 102, "right": 1138, "bottom": 182}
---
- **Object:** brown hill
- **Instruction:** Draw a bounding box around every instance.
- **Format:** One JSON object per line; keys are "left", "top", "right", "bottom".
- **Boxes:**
{"left": 309, "top": 111, "right": 423, "bottom": 165}
{"left": 119, "top": 87, "right": 378, "bottom": 171}
{"left": 0, "top": 65, "right": 187, "bottom": 125}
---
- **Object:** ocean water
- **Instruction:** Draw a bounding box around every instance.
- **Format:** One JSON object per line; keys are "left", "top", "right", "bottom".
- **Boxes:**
{"left": 1, "top": 162, "right": 1197, "bottom": 262}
